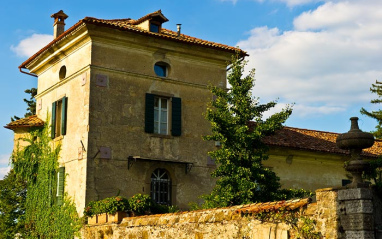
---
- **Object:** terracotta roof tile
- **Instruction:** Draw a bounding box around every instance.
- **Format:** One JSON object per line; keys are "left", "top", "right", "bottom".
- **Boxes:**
{"left": 82, "top": 17, "right": 243, "bottom": 53}
{"left": 264, "top": 126, "right": 382, "bottom": 158}
{"left": 4, "top": 115, "right": 44, "bottom": 130}
{"left": 19, "top": 11, "right": 246, "bottom": 70}
{"left": 236, "top": 198, "right": 311, "bottom": 214}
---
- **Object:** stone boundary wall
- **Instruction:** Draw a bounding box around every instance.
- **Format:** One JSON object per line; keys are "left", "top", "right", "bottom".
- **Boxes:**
{"left": 80, "top": 187, "right": 381, "bottom": 238}
{"left": 81, "top": 198, "right": 321, "bottom": 239}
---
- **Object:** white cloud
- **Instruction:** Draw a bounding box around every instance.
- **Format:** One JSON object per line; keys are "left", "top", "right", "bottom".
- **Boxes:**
{"left": 11, "top": 33, "right": 53, "bottom": 57}
{"left": 238, "top": 0, "right": 382, "bottom": 118}
{"left": 0, "top": 154, "right": 10, "bottom": 165}
{"left": 0, "top": 167, "right": 10, "bottom": 180}
{"left": 218, "top": 0, "right": 322, "bottom": 7}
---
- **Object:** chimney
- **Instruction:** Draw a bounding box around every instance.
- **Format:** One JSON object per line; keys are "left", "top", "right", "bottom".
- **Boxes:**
{"left": 177, "top": 24, "right": 182, "bottom": 37}
{"left": 51, "top": 10, "right": 68, "bottom": 38}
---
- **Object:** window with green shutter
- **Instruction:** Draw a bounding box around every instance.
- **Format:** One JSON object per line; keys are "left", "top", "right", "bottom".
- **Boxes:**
{"left": 51, "top": 96, "right": 68, "bottom": 138}
{"left": 145, "top": 93, "right": 181, "bottom": 136}
{"left": 56, "top": 167, "right": 65, "bottom": 206}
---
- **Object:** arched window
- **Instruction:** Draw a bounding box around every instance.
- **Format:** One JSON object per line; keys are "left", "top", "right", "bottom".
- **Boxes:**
{"left": 154, "top": 62, "right": 169, "bottom": 77}
{"left": 150, "top": 168, "right": 171, "bottom": 205}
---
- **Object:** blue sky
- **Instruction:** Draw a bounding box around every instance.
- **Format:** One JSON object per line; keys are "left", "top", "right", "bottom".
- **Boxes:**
{"left": 1, "top": 0, "right": 381, "bottom": 179}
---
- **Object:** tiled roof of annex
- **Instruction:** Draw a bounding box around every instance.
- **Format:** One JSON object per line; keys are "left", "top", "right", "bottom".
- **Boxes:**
{"left": 19, "top": 10, "right": 246, "bottom": 70}
{"left": 4, "top": 115, "right": 44, "bottom": 130}
{"left": 235, "top": 198, "right": 311, "bottom": 215}
{"left": 264, "top": 126, "right": 382, "bottom": 158}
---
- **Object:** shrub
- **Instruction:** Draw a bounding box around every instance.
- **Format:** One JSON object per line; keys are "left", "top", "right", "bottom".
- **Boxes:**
{"left": 128, "top": 194, "right": 152, "bottom": 215}
{"left": 84, "top": 196, "right": 129, "bottom": 217}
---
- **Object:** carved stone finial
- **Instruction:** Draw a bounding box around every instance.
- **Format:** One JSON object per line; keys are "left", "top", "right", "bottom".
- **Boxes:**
{"left": 336, "top": 117, "right": 374, "bottom": 188}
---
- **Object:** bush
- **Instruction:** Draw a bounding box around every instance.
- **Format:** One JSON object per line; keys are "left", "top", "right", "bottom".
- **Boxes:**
{"left": 84, "top": 194, "right": 180, "bottom": 217}
{"left": 84, "top": 196, "right": 129, "bottom": 217}
{"left": 128, "top": 194, "right": 152, "bottom": 215}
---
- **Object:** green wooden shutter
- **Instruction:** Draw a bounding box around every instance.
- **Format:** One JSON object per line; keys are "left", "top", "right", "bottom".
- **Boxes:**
{"left": 57, "top": 167, "right": 65, "bottom": 206}
{"left": 51, "top": 101, "right": 56, "bottom": 139}
{"left": 171, "top": 97, "right": 182, "bottom": 136}
{"left": 145, "top": 93, "right": 155, "bottom": 133}
{"left": 61, "top": 97, "right": 68, "bottom": 135}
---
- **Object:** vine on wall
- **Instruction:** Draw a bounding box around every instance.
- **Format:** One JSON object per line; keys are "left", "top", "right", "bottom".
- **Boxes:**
{"left": 12, "top": 124, "right": 82, "bottom": 238}
{"left": 251, "top": 207, "right": 322, "bottom": 239}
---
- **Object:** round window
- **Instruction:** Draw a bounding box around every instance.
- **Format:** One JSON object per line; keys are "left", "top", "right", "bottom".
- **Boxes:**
{"left": 154, "top": 62, "right": 169, "bottom": 77}
{"left": 59, "top": 66, "right": 67, "bottom": 80}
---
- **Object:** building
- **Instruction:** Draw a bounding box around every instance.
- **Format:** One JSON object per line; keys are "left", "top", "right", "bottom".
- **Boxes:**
{"left": 6, "top": 10, "right": 381, "bottom": 215}
{"left": 5, "top": 10, "right": 244, "bottom": 214}
{"left": 264, "top": 126, "right": 382, "bottom": 191}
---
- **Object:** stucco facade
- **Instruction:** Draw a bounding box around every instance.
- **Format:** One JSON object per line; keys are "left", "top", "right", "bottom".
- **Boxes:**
{"left": 12, "top": 10, "right": 242, "bottom": 214}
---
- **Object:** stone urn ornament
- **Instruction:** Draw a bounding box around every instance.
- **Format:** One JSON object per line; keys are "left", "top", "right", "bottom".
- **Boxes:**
{"left": 336, "top": 117, "right": 375, "bottom": 188}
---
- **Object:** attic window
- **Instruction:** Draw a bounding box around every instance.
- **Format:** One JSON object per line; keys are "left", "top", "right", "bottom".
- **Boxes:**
{"left": 154, "top": 62, "right": 169, "bottom": 77}
{"left": 59, "top": 66, "right": 66, "bottom": 80}
{"left": 150, "top": 22, "right": 160, "bottom": 33}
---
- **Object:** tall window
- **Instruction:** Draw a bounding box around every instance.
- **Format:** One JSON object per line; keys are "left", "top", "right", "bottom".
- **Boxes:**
{"left": 56, "top": 167, "right": 65, "bottom": 206}
{"left": 51, "top": 96, "right": 68, "bottom": 138}
{"left": 145, "top": 93, "right": 181, "bottom": 136}
{"left": 151, "top": 168, "right": 171, "bottom": 205}
{"left": 154, "top": 97, "right": 168, "bottom": 135}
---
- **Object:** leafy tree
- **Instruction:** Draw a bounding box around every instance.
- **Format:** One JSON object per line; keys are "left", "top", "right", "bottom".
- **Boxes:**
{"left": 361, "top": 80, "right": 382, "bottom": 195}
{"left": 11, "top": 87, "right": 37, "bottom": 121}
{"left": 0, "top": 169, "right": 26, "bottom": 239}
{"left": 361, "top": 80, "right": 382, "bottom": 138}
{"left": 202, "top": 54, "right": 293, "bottom": 208}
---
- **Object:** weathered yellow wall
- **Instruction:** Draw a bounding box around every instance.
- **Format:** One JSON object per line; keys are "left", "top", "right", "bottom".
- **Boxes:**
{"left": 85, "top": 27, "right": 231, "bottom": 209}
{"left": 265, "top": 147, "right": 348, "bottom": 191}
{"left": 27, "top": 29, "right": 92, "bottom": 214}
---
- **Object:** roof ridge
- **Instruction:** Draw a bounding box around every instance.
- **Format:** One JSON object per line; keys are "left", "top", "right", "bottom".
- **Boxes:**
{"left": 19, "top": 12, "right": 246, "bottom": 71}
{"left": 283, "top": 126, "right": 340, "bottom": 135}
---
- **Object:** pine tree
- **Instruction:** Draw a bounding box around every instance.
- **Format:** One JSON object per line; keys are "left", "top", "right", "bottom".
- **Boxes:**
{"left": 361, "top": 80, "right": 382, "bottom": 138}
{"left": 202, "top": 54, "right": 292, "bottom": 208}
{"left": 11, "top": 88, "right": 37, "bottom": 121}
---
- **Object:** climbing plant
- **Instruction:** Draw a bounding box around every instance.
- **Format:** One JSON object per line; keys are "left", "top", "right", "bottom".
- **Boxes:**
{"left": 11, "top": 123, "right": 82, "bottom": 238}
{"left": 251, "top": 207, "right": 322, "bottom": 239}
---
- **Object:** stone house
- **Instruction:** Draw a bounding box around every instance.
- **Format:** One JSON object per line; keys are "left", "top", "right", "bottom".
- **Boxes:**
{"left": 5, "top": 10, "right": 244, "bottom": 214}
{"left": 6, "top": 10, "right": 382, "bottom": 216}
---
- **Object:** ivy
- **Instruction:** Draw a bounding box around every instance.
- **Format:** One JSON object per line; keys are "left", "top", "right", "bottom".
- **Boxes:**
{"left": 11, "top": 123, "right": 82, "bottom": 238}
{"left": 251, "top": 208, "right": 322, "bottom": 239}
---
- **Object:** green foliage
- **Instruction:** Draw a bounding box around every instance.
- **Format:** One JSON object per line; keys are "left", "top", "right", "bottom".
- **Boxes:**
{"left": 11, "top": 124, "right": 82, "bottom": 238}
{"left": 11, "top": 87, "right": 37, "bottom": 121}
{"left": 361, "top": 80, "right": 382, "bottom": 138}
{"left": 0, "top": 169, "right": 27, "bottom": 239}
{"left": 252, "top": 208, "right": 321, "bottom": 239}
{"left": 84, "top": 196, "right": 130, "bottom": 217}
{"left": 273, "top": 188, "right": 314, "bottom": 201}
{"left": 361, "top": 80, "right": 382, "bottom": 195}
{"left": 128, "top": 194, "right": 152, "bottom": 215}
{"left": 364, "top": 157, "right": 382, "bottom": 196}
{"left": 202, "top": 54, "right": 292, "bottom": 207}
{"left": 84, "top": 194, "right": 180, "bottom": 217}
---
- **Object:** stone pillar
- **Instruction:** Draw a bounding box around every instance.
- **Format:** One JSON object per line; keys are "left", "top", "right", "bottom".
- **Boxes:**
{"left": 315, "top": 188, "right": 341, "bottom": 239}
{"left": 338, "top": 188, "right": 375, "bottom": 239}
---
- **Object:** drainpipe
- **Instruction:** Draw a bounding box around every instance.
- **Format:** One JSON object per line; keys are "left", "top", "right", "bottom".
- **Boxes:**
{"left": 19, "top": 67, "right": 37, "bottom": 77}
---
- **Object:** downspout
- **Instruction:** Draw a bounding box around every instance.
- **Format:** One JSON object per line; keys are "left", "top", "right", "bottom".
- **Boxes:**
{"left": 226, "top": 55, "right": 246, "bottom": 72}
{"left": 19, "top": 66, "right": 37, "bottom": 77}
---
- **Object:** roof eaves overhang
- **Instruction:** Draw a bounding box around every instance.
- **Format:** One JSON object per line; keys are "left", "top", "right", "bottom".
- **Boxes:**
{"left": 19, "top": 17, "right": 247, "bottom": 73}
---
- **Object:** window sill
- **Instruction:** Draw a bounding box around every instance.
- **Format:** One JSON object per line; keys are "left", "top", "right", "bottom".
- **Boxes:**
{"left": 150, "top": 134, "right": 173, "bottom": 139}
{"left": 53, "top": 135, "right": 64, "bottom": 142}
